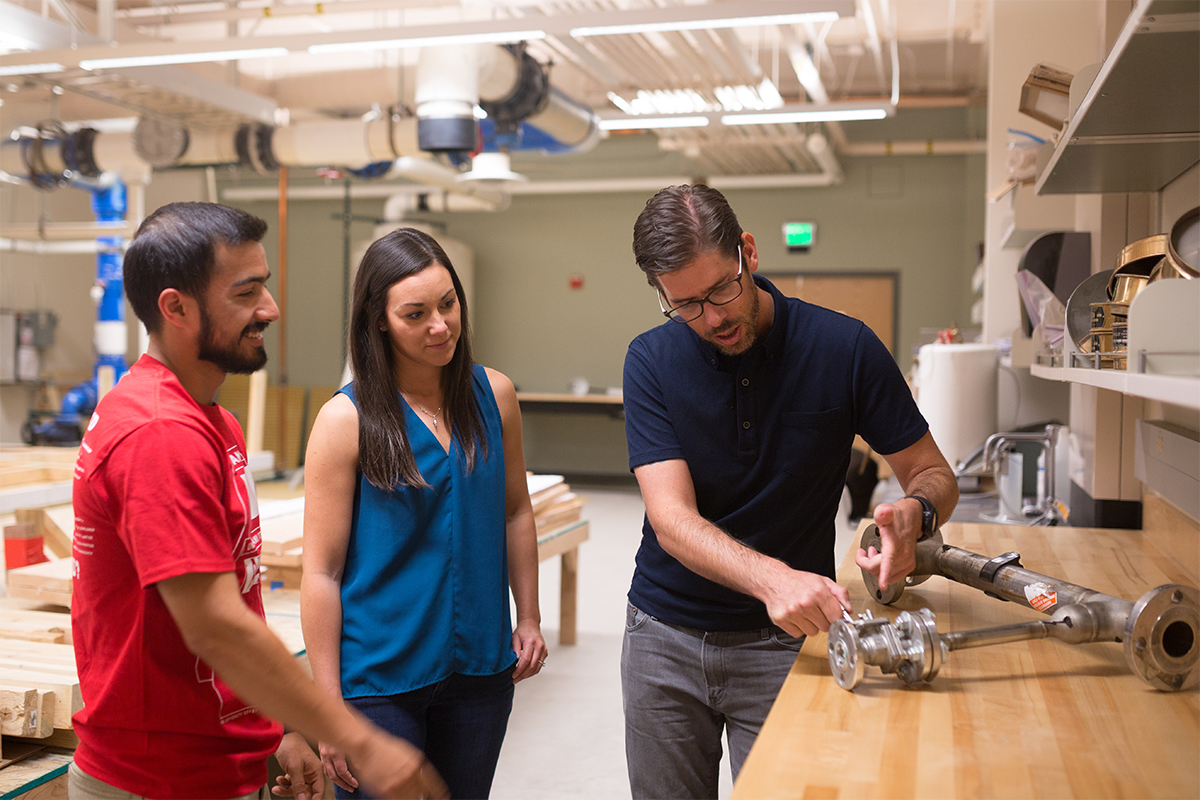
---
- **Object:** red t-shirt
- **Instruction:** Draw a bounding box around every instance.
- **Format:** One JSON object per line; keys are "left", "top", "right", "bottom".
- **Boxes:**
{"left": 71, "top": 354, "right": 283, "bottom": 799}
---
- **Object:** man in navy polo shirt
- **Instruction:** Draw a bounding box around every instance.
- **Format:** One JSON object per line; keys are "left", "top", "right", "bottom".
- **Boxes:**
{"left": 621, "top": 184, "right": 958, "bottom": 799}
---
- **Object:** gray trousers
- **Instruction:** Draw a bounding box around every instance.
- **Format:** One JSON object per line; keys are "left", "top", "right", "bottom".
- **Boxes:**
{"left": 620, "top": 602, "right": 804, "bottom": 800}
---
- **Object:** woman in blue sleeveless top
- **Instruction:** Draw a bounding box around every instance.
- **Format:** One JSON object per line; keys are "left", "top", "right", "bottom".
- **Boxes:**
{"left": 302, "top": 228, "right": 547, "bottom": 799}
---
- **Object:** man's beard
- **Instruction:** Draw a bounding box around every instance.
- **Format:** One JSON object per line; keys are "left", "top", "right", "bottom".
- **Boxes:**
{"left": 198, "top": 303, "right": 269, "bottom": 374}
{"left": 707, "top": 283, "right": 761, "bottom": 356}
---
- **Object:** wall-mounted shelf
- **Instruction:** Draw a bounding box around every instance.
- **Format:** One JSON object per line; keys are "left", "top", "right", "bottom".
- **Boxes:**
{"left": 1030, "top": 279, "right": 1199, "bottom": 409}
{"left": 1036, "top": 0, "right": 1200, "bottom": 195}
{"left": 1031, "top": 362, "right": 1199, "bottom": 409}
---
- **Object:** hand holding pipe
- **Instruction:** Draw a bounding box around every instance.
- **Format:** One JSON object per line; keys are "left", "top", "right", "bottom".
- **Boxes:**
{"left": 830, "top": 524, "right": 1199, "bottom": 692}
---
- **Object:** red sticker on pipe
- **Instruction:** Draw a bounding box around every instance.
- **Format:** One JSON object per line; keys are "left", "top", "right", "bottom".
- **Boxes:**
{"left": 1025, "top": 582, "right": 1057, "bottom": 611}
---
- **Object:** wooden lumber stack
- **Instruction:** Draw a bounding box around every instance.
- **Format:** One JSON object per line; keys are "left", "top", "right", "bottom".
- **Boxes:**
{"left": 529, "top": 475, "right": 587, "bottom": 539}
{"left": 0, "top": 600, "right": 80, "bottom": 756}
{"left": 259, "top": 498, "right": 305, "bottom": 590}
{"left": 5, "top": 560, "right": 73, "bottom": 608}
{"left": 0, "top": 449, "right": 76, "bottom": 491}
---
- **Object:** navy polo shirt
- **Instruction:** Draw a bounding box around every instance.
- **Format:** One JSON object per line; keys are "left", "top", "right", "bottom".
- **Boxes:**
{"left": 623, "top": 275, "right": 928, "bottom": 630}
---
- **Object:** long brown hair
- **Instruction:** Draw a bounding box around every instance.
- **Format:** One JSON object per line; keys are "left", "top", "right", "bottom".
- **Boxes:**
{"left": 349, "top": 228, "right": 487, "bottom": 490}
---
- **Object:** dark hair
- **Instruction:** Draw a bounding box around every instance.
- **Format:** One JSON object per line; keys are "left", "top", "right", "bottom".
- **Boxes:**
{"left": 350, "top": 228, "right": 486, "bottom": 490}
{"left": 632, "top": 184, "right": 743, "bottom": 285}
{"left": 124, "top": 202, "right": 268, "bottom": 333}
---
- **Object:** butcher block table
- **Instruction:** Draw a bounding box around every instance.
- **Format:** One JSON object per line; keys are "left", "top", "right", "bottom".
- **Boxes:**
{"left": 732, "top": 521, "right": 1200, "bottom": 800}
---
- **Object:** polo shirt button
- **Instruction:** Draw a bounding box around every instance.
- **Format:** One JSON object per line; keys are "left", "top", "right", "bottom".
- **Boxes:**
{"left": 743, "top": 421, "right": 751, "bottom": 429}
{"left": 741, "top": 378, "right": 749, "bottom": 386}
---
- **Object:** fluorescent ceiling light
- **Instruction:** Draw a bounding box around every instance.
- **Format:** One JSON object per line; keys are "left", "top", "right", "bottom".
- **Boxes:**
{"left": 610, "top": 78, "right": 783, "bottom": 117}
{"left": 722, "top": 108, "right": 890, "bottom": 124}
{"left": 309, "top": 29, "right": 545, "bottom": 54}
{"left": 571, "top": 12, "right": 839, "bottom": 37}
{"left": 0, "top": 31, "right": 38, "bottom": 51}
{"left": 600, "top": 116, "right": 710, "bottom": 131}
{"left": 80, "top": 47, "right": 287, "bottom": 70}
{"left": 0, "top": 62, "right": 65, "bottom": 76}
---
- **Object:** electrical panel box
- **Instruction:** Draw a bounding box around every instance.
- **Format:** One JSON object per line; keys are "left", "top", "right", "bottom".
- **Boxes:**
{"left": 17, "top": 310, "right": 57, "bottom": 348}
{"left": 0, "top": 311, "right": 16, "bottom": 383}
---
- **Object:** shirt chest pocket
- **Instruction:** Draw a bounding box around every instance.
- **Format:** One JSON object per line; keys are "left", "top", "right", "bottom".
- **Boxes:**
{"left": 779, "top": 408, "right": 849, "bottom": 476}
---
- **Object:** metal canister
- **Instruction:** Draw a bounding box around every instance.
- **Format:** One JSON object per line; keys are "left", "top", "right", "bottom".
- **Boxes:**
{"left": 1090, "top": 301, "right": 1129, "bottom": 329}
{"left": 1089, "top": 328, "right": 1113, "bottom": 355}
{"left": 1110, "top": 274, "right": 1150, "bottom": 303}
{"left": 1112, "top": 322, "right": 1128, "bottom": 353}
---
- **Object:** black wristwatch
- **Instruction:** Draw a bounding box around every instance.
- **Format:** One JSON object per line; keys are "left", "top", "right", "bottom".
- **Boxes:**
{"left": 903, "top": 495, "right": 938, "bottom": 539}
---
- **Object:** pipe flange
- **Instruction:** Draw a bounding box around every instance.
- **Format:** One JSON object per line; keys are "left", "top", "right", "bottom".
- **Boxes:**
{"left": 1124, "top": 584, "right": 1199, "bottom": 692}
{"left": 480, "top": 43, "right": 550, "bottom": 136}
{"left": 133, "top": 117, "right": 189, "bottom": 168}
{"left": 252, "top": 124, "right": 280, "bottom": 173}
{"left": 859, "top": 523, "right": 905, "bottom": 605}
{"left": 894, "top": 609, "right": 943, "bottom": 685}
{"left": 828, "top": 618, "right": 865, "bottom": 690}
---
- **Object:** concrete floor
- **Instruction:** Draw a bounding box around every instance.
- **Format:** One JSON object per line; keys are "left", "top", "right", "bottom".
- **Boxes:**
{"left": 493, "top": 483, "right": 859, "bottom": 800}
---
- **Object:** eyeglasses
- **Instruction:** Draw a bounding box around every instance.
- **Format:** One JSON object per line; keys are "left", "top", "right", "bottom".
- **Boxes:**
{"left": 657, "top": 245, "right": 744, "bottom": 323}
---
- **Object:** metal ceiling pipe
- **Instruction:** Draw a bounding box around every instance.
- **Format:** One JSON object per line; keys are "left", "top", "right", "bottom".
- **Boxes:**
{"left": 416, "top": 45, "right": 483, "bottom": 154}
{"left": 270, "top": 115, "right": 420, "bottom": 168}
{"left": 1, "top": 237, "right": 113, "bottom": 253}
{"left": 417, "top": 43, "right": 600, "bottom": 155}
{"left": 90, "top": 131, "right": 152, "bottom": 182}
{"left": 383, "top": 191, "right": 507, "bottom": 218}
{"left": 524, "top": 88, "right": 601, "bottom": 152}
{"left": 391, "top": 156, "right": 506, "bottom": 206}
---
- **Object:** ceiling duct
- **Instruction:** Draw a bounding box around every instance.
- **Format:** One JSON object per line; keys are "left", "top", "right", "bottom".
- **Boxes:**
{"left": 417, "top": 44, "right": 601, "bottom": 159}
{"left": 479, "top": 43, "right": 551, "bottom": 148}
{"left": 416, "top": 45, "right": 483, "bottom": 157}
{"left": 3, "top": 43, "right": 600, "bottom": 195}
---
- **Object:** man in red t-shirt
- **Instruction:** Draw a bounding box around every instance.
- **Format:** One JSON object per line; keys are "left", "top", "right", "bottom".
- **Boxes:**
{"left": 70, "top": 202, "right": 448, "bottom": 800}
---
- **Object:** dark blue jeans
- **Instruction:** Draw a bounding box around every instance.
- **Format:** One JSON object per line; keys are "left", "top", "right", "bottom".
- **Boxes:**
{"left": 337, "top": 668, "right": 515, "bottom": 800}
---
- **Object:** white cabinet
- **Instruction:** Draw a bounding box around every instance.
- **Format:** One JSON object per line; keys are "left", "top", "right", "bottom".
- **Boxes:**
{"left": 1035, "top": 0, "right": 1200, "bottom": 196}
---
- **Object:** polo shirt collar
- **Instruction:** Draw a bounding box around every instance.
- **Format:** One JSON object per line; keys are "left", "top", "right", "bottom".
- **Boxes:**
{"left": 696, "top": 274, "right": 789, "bottom": 371}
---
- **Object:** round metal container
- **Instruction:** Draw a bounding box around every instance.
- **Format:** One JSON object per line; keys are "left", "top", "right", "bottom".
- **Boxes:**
{"left": 1111, "top": 273, "right": 1150, "bottom": 304}
{"left": 1167, "top": 206, "right": 1200, "bottom": 276}
{"left": 1108, "top": 234, "right": 1169, "bottom": 300}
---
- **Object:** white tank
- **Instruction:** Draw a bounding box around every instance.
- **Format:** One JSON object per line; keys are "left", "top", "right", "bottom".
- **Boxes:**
{"left": 916, "top": 343, "right": 1000, "bottom": 468}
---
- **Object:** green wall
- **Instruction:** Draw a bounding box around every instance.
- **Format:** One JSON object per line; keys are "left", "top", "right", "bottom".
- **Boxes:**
{"left": 226, "top": 145, "right": 985, "bottom": 475}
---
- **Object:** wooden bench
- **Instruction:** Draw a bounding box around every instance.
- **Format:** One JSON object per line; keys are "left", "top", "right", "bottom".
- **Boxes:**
{"left": 536, "top": 520, "right": 589, "bottom": 645}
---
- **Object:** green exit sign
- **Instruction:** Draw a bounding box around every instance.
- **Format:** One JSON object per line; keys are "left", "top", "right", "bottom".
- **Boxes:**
{"left": 783, "top": 222, "right": 816, "bottom": 252}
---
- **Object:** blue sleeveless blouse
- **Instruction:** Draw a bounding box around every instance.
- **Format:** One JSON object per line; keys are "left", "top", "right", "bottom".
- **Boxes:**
{"left": 336, "top": 364, "right": 515, "bottom": 697}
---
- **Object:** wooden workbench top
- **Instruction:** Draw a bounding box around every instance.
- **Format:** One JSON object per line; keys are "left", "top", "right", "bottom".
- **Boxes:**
{"left": 733, "top": 522, "right": 1200, "bottom": 800}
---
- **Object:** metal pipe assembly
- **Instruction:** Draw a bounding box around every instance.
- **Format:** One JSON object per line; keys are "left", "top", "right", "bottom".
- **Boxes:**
{"left": 828, "top": 524, "right": 1199, "bottom": 692}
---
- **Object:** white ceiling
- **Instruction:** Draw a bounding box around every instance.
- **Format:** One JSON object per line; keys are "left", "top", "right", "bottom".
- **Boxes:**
{"left": 0, "top": 0, "right": 989, "bottom": 178}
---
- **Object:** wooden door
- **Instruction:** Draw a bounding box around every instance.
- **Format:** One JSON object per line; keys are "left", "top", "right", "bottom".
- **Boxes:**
{"left": 766, "top": 273, "right": 898, "bottom": 355}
